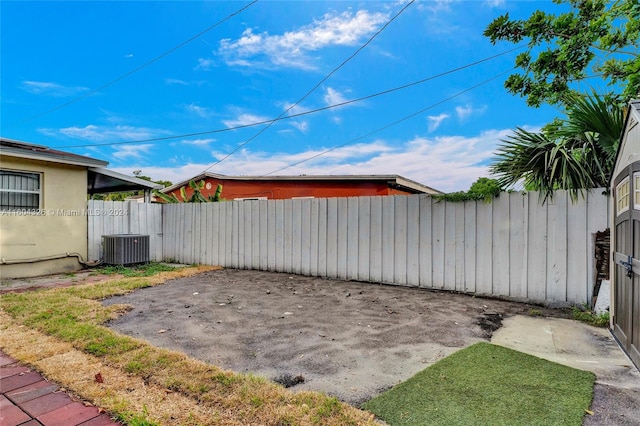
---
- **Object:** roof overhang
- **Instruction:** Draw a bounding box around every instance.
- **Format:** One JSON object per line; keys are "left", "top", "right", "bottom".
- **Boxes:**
{"left": 609, "top": 99, "right": 640, "bottom": 186}
{"left": 1, "top": 137, "right": 108, "bottom": 168}
{"left": 88, "top": 168, "right": 163, "bottom": 194}
{"left": 162, "top": 173, "right": 442, "bottom": 195}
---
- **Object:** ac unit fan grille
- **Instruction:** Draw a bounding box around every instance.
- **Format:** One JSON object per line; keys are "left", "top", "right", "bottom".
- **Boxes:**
{"left": 102, "top": 234, "right": 150, "bottom": 265}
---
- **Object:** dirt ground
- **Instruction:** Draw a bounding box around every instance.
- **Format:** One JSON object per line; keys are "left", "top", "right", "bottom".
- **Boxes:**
{"left": 102, "top": 268, "right": 572, "bottom": 406}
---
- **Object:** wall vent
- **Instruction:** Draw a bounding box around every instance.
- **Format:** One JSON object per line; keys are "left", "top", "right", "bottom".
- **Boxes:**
{"left": 102, "top": 234, "right": 150, "bottom": 265}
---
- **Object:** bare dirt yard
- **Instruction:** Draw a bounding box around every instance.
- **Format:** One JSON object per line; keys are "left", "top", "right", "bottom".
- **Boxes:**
{"left": 103, "top": 268, "right": 571, "bottom": 406}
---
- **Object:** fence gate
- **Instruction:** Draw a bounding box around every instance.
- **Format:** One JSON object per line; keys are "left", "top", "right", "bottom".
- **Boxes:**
{"left": 613, "top": 162, "right": 640, "bottom": 369}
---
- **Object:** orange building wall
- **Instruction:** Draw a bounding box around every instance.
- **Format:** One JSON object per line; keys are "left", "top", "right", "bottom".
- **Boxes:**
{"left": 168, "top": 178, "right": 416, "bottom": 201}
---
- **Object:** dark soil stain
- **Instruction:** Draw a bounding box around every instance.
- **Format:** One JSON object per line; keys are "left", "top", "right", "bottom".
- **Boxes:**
{"left": 477, "top": 313, "right": 503, "bottom": 337}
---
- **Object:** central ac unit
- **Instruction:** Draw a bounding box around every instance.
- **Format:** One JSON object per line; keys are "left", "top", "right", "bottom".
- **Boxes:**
{"left": 102, "top": 234, "right": 150, "bottom": 265}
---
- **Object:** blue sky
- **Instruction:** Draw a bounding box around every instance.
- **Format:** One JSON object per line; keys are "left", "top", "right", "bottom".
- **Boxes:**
{"left": 2, "top": 0, "right": 565, "bottom": 192}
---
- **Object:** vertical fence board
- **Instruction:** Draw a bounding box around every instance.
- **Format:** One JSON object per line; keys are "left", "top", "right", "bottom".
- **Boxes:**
{"left": 475, "top": 200, "right": 493, "bottom": 295}
{"left": 547, "top": 191, "right": 568, "bottom": 302}
{"left": 394, "top": 196, "right": 408, "bottom": 285}
{"left": 291, "top": 200, "right": 303, "bottom": 274}
{"left": 326, "top": 198, "right": 338, "bottom": 278}
{"left": 336, "top": 197, "right": 349, "bottom": 279}
{"left": 509, "top": 193, "right": 527, "bottom": 298}
{"left": 492, "top": 195, "right": 510, "bottom": 297}
{"left": 231, "top": 202, "right": 240, "bottom": 268}
{"left": 406, "top": 195, "right": 420, "bottom": 286}
{"left": 526, "top": 193, "right": 547, "bottom": 302}
{"left": 358, "top": 197, "right": 371, "bottom": 282}
{"left": 316, "top": 198, "right": 328, "bottom": 277}
{"left": 431, "top": 200, "right": 445, "bottom": 289}
{"left": 381, "top": 196, "right": 395, "bottom": 284}
{"left": 274, "top": 200, "right": 284, "bottom": 272}
{"left": 211, "top": 204, "right": 220, "bottom": 266}
{"left": 369, "top": 197, "right": 383, "bottom": 283}
{"left": 442, "top": 202, "right": 456, "bottom": 291}
{"left": 283, "top": 200, "right": 293, "bottom": 272}
{"left": 419, "top": 196, "right": 432, "bottom": 287}
{"left": 309, "top": 199, "right": 319, "bottom": 276}
{"left": 567, "top": 196, "right": 588, "bottom": 304}
{"left": 259, "top": 202, "right": 268, "bottom": 270}
{"left": 454, "top": 202, "right": 465, "bottom": 292}
{"left": 463, "top": 201, "right": 476, "bottom": 293}
{"left": 266, "top": 201, "right": 276, "bottom": 270}
{"left": 300, "top": 199, "right": 312, "bottom": 275}
{"left": 347, "top": 197, "right": 359, "bottom": 280}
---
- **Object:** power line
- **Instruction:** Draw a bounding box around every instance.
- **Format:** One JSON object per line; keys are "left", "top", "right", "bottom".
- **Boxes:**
{"left": 21, "top": 0, "right": 258, "bottom": 123}
{"left": 198, "top": 0, "right": 416, "bottom": 174}
{"left": 259, "top": 68, "right": 515, "bottom": 177}
{"left": 53, "top": 26, "right": 524, "bottom": 150}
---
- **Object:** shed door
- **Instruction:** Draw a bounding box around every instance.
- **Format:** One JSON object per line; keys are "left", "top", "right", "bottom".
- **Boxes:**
{"left": 613, "top": 162, "right": 640, "bottom": 369}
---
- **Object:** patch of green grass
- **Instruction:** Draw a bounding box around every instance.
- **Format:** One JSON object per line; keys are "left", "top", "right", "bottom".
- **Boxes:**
{"left": 362, "top": 342, "right": 595, "bottom": 426}
{"left": 572, "top": 306, "right": 610, "bottom": 327}
{"left": 114, "top": 405, "right": 158, "bottom": 426}
{"left": 93, "top": 262, "right": 177, "bottom": 278}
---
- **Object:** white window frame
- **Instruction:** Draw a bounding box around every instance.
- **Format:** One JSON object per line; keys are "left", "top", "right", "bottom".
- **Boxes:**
{"left": 234, "top": 197, "right": 268, "bottom": 201}
{"left": 0, "top": 169, "right": 42, "bottom": 211}
{"left": 616, "top": 176, "right": 630, "bottom": 216}
{"left": 634, "top": 173, "right": 640, "bottom": 210}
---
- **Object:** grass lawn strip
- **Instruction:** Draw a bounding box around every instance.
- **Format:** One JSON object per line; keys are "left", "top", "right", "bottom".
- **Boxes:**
{"left": 0, "top": 317, "right": 222, "bottom": 425}
{"left": 362, "top": 341, "right": 595, "bottom": 426}
{"left": 0, "top": 266, "right": 377, "bottom": 426}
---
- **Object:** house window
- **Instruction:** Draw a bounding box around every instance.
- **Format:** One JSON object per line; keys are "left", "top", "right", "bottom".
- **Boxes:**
{"left": 0, "top": 169, "right": 41, "bottom": 211}
{"left": 635, "top": 173, "right": 640, "bottom": 210}
{"left": 616, "top": 176, "right": 629, "bottom": 215}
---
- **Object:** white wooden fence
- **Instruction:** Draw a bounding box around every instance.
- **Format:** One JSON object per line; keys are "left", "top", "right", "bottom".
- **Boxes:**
{"left": 88, "top": 201, "right": 163, "bottom": 262}
{"left": 88, "top": 189, "right": 609, "bottom": 306}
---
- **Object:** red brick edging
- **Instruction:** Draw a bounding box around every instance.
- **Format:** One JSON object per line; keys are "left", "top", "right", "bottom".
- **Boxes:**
{"left": 0, "top": 352, "right": 120, "bottom": 426}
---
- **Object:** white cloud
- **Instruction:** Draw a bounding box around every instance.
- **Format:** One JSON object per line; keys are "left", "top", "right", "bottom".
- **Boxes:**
{"left": 41, "top": 124, "right": 170, "bottom": 142}
{"left": 455, "top": 104, "right": 487, "bottom": 122}
{"left": 165, "top": 78, "right": 189, "bottom": 85}
{"left": 290, "top": 121, "right": 309, "bottom": 133}
{"left": 418, "top": 0, "right": 454, "bottom": 14}
{"left": 182, "top": 138, "right": 215, "bottom": 146}
{"left": 323, "top": 87, "right": 349, "bottom": 106}
{"left": 112, "top": 144, "right": 154, "bottom": 160}
{"left": 21, "top": 81, "right": 89, "bottom": 97}
{"left": 222, "top": 113, "right": 270, "bottom": 129}
{"left": 123, "top": 128, "right": 512, "bottom": 193}
{"left": 484, "top": 0, "right": 506, "bottom": 7}
{"left": 217, "top": 10, "right": 388, "bottom": 69}
{"left": 427, "top": 113, "right": 450, "bottom": 132}
{"left": 185, "top": 103, "right": 213, "bottom": 118}
{"left": 195, "top": 58, "right": 215, "bottom": 71}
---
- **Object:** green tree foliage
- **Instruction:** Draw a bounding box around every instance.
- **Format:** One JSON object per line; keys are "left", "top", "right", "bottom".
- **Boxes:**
{"left": 490, "top": 93, "right": 624, "bottom": 201}
{"left": 484, "top": 0, "right": 640, "bottom": 107}
{"left": 133, "top": 169, "right": 172, "bottom": 188}
{"left": 154, "top": 180, "right": 223, "bottom": 203}
{"left": 434, "top": 177, "right": 504, "bottom": 202}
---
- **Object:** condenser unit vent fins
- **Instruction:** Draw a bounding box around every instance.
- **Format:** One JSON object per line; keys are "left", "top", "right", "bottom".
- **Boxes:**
{"left": 102, "top": 234, "right": 150, "bottom": 265}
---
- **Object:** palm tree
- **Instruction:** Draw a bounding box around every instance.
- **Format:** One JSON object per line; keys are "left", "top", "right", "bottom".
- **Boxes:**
{"left": 490, "top": 92, "right": 625, "bottom": 202}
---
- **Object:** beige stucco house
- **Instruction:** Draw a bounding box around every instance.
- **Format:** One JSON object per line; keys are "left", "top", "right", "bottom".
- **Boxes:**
{"left": 0, "top": 137, "right": 160, "bottom": 278}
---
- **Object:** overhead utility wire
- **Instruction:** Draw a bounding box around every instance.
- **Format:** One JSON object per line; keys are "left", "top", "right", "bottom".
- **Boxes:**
{"left": 22, "top": 0, "right": 258, "bottom": 123}
{"left": 54, "top": 33, "right": 524, "bottom": 150}
{"left": 259, "top": 68, "right": 515, "bottom": 177}
{"left": 198, "top": 0, "right": 415, "bottom": 174}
